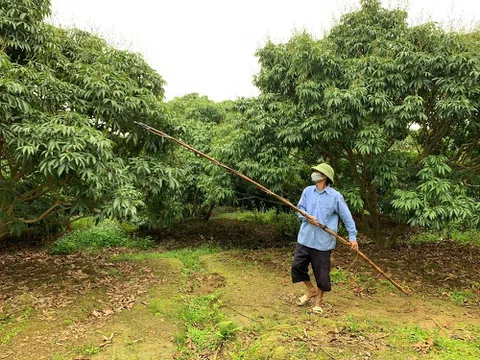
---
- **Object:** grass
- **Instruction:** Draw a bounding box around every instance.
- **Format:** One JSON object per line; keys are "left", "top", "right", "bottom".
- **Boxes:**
{"left": 158, "top": 247, "right": 220, "bottom": 275}
{"left": 50, "top": 221, "right": 154, "bottom": 254}
{"left": 111, "top": 246, "right": 221, "bottom": 276}
{"left": 214, "top": 209, "right": 278, "bottom": 224}
{"left": 330, "top": 268, "right": 348, "bottom": 285}
{"left": 344, "top": 314, "right": 362, "bottom": 333}
{"left": 389, "top": 324, "right": 480, "bottom": 359}
{"left": 71, "top": 217, "right": 138, "bottom": 233}
{"left": 0, "top": 307, "right": 33, "bottom": 345}
{"left": 111, "top": 245, "right": 236, "bottom": 358}
{"left": 407, "top": 228, "right": 480, "bottom": 247}
{"left": 4, "top": 219, "right": 480, "bottom": 359}
{"left": 176, "top": 292, "right": 239, "bottom": 359}
{"left": 214, "top": 209, "right": 300, "bottom": 237}
{"left": 82, "top": 344, "right": 101, "bottom": 356}
{"left": 447, "top": 289, "right": 476, "bottom": 306}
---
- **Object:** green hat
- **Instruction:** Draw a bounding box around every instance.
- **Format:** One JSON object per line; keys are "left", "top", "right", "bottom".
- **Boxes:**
{"left": 311, "top": 163, "right": 334, "bottom": 184}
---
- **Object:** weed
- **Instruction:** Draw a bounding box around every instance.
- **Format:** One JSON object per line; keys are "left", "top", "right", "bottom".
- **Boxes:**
{"left": 1, "top": 326, "right": 22, "bottom": 345}
{"left": 159, "top": 247, "right": 220, "bottom": 275}
{"left": 51, "top": 354, "right": 66, "bottom": 360}
{"left": 149, "top": 296, "right": 180, "bottom": 317}
{"left": 389, "top": 324, "right": 480, "bottom": 359}
{"left": 450, "top": 229, "right": 480, "bottom": 246}
{"left": 344, "top": 314, "right": 362, "bottom": 333}
{"left": 111, "top": 252, "right": 165, "bottom": 261}
{"left": 330, "top": 268, "right": 348, "bottom": 285}
{"left": 111, "top": 246, "right": 220, "bottom": 276}
{"left": 82, "top": 344, "right": 101, "bottom": 355}
{"left": 272, "top": 212, "right": 300, "bottom": 238}
{"left": 214, "top": 210, "right": 300, "bottom": 238}
{"left": 71, "top": 217, "right": 96, "bottom": 231}
{"left": 377, "top": 279, "right": 396, "bottom": 291}
{"left": 448, "top": 289, "right": 475, "bottom": 305}
{"left": 351, "top": 272, "right": 376, "bottom": 288}
{"left": 176, "top": 292, "right": 239, "bottom": 358}
{"left": 216, "top": 321, "right": 239, "bottom": 341}
{"left": 407, "top": 228, "right": 480, "bottom": 247}
{"left": 215, "top": 209, "right": 277, "bottom": 224}
{"left": 409, "top": 231, "right": 443, "bottom": 244}
{"left": 0, "top": 307, "right": 32, "bottom": 345}
{"left": 50, "top": 221, "right": 154, "bottom": 254}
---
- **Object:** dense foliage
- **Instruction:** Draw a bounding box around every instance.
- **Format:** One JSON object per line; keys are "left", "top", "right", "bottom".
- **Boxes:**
{"left": 166, "top": 93, "right": 228, "bottom": 219}
{"left": 1, "top": 0, "right": 479, "bottom": 247}
{"left": 0, "top": 0, "right": 180, "bottom": 238}
{"left": 210, "top": 0, "right": 479, "bottom": 246}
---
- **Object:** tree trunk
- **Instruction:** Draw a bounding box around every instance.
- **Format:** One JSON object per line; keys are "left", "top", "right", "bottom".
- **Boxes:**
{"left": 202, "top": 205, "right": 215, "bottom": 221}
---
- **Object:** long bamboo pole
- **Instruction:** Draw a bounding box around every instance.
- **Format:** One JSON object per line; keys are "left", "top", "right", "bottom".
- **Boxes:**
{"left": 135, "top": 121, "right": 410, "bottom": 295}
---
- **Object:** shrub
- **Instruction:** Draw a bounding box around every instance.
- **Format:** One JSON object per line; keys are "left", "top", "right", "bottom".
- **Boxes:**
{"left": 71, "top": 217, "right": 95, "bottom": 231}
{"left": 330, "top": 268, "right": 348, "bottom": 285}
{"left": 273, "top": 212, "right": 301, "bottom": 238}
{"left": 50, "top": 222, "right": 154, "bottom": 254}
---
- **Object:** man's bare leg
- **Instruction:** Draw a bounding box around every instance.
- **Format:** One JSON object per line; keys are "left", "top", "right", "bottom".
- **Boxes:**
{"left": 303, "top": 280, "right": 318, "bottom": 297}
{"left": 314, "top": 289, "right": 324, "bottom": 307}
{"left": 296, "top": 280, "right": 318, "bottom": 305}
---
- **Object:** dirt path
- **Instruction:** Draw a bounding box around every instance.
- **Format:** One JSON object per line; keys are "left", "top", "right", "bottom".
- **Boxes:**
{"left": 1, "top": 244, "right": 479, "bottom": 359}
{"left": 0, "top": 250, "right": 182, "bottom": 360}
{"left": 203, "top": 250, "right": 480, "bottom": 359}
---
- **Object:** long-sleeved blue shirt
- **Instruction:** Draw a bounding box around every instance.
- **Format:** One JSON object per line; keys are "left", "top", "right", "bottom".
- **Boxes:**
{"left": 297, "top": 185, "right": 357, "bottom": 251}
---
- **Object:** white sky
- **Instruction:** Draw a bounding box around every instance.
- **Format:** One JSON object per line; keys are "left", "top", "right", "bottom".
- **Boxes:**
{"left": 49, "top": 0, "right": 480, "bottom": 101}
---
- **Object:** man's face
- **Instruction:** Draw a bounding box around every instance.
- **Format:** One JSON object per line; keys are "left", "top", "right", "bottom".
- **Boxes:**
{"left": 311, "top": 171, "right": 326, "bottom": 183}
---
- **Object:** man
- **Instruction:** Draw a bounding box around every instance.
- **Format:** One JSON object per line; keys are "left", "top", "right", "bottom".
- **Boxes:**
{"left": 292, "top": 163, "right": 358, "bottom": 313}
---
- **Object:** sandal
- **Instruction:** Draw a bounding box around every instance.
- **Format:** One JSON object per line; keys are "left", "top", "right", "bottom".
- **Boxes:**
{"left": 296, "top": 291, "right": 318, "bottom": 306}
{"left": 312, "top": 306, "right": 324, "bottom": 314}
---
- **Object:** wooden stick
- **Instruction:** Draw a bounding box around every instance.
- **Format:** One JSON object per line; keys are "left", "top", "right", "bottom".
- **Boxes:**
{"left": 135, "top": 121, "right": 410, "bottom": 295}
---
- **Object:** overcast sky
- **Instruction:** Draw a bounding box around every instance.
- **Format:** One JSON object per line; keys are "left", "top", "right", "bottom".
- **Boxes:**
{"left": 49, "top": 0, "right": 479, "bottom": 101}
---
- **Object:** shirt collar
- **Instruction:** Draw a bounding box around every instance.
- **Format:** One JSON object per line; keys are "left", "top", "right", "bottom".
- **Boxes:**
{"left": 314, "top": 185, "right": 331, "bottom": 194}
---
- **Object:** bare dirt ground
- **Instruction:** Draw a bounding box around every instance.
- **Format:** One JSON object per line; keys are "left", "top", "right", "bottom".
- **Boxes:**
{"left": 0, "top": 219, "right": 479, "bottom": 359}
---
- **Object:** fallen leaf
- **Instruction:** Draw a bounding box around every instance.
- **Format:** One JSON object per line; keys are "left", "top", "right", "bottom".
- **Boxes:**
{"left": 414, "top": 337, "right": 434, "bottom": 353}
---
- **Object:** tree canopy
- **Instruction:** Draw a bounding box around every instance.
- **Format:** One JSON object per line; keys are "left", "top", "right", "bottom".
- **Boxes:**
{"left": 1, "top": 0, "right": 479, "bottom": 246}
{"left": 212, "top": 0, "right": 480, "bottom": 245}
{"left": 0, "top": 0, "right": 180, "bottom": 238}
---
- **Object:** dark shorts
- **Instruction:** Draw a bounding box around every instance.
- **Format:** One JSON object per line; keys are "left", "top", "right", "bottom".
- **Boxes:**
{"left": 291, "top": 243, "right": 332, "bottom": 292}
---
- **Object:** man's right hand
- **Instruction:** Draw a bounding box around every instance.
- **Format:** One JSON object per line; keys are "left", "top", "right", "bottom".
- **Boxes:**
{"left": 305, "top": 215, "right": 320, "bottom": 227}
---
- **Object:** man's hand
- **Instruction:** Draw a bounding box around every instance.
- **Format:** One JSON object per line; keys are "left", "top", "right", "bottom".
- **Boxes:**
{"left": 349, "top": 241, "right": 359, "bottom": 251}
{"left": 305, "top": 215, "right": 320, "bottom": 227}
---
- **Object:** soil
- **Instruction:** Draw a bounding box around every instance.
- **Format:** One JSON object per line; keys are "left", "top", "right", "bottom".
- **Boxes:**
{"left": 0, "top": 219, "right": 479, "bottom": 359}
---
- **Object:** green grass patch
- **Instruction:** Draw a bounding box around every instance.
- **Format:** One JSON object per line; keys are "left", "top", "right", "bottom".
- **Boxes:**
{"left": 214, "top": 209, "right": 300, "bottom": 237}
{"left": 71, "top": 217, "right": 138, "bottom": 233}
{"left": 0, "top": 307, "right": 32, "bottom": 345}
{"left": 446, "top": 289, "right": 476, "bottom": 306}
{"left": 159, "top": 247, "right": 220, "bottom": 274}
{"left": 377, "top": 279, "right": 397, "bottom": 292}
{"left": 149, "top": 295, "right": 182, "bottom": 317}
{"left": 389, "top": 324, "right": 480, "bottom": 359}
{"left": 71, "top": 217, "right": 96, "bottom": 231}
{"left": 214, "top": 209, "right": 277, "bottom": 224}
{"left": 50, "top": 354, "right": 67, "bottom": 360}
{"left": 114, "top": 247, "right": 235, "bottom": 358}
{"left": 50, "top": 221, "right": 154, "bottom": 254}
{"left": 330, "top": 268, "right": 348, "bottom": 285}
{"left": 83, "top": 345, "right": 101, "bottom": 356}
{"left": 176, "top": 292, "right": 239, "bottom": 358}
{"left": 343, "top": 314, "right": 363, "bottom": 334}
{"left": 407, "top": 228, "right": 480, "bottom": 247}
{"left": 450, "top": 229, "right": 480, "bottom": 247}
{"left": 112, "top": 246, "right": 220, "bottom": 276}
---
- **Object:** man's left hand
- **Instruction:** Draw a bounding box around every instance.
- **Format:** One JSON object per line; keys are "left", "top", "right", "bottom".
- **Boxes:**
{"left": 349, "top": 241, "right": 359, "bottom": 251}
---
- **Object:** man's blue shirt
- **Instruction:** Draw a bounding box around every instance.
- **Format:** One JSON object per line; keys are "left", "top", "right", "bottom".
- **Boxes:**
{"left": 297, "top": 185, "right": 357, "bottom": 251}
